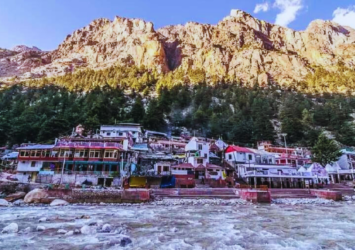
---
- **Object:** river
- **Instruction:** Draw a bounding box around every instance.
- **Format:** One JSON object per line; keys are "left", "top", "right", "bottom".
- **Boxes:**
{"left": 0, "top": 199, "right": 355, "bottom": 250}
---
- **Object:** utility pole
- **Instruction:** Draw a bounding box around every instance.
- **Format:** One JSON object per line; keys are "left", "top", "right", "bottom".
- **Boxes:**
{"left": 60, "top": 151, "right": 66, "bottom": 186}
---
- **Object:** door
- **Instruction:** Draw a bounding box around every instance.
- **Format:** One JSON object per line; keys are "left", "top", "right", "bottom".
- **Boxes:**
{"left": 158, "top": 166, "right": 162, "bottom": 174}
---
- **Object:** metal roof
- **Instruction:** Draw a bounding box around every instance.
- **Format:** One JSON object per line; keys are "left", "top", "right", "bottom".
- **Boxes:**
{"left": 16, "top": 145, "right": 55, "bottom": 150}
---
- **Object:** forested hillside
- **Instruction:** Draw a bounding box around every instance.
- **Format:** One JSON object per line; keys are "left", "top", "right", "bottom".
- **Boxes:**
{"left": 1, "top": 65, "right": 355, "bottom": 147}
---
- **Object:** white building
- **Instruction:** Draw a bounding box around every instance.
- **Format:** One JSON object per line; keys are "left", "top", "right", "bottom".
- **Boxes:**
{"left": 100, "top": 123, "right": 143, "bottom": 143}
{"left": 185, "top": 137, "right": 210, "bottom": 167}
{"left": 16, "top": 145, "right": 58, "bottom": 183}
{"left": 225, "top": 145, "right": 256, "bottom": 165}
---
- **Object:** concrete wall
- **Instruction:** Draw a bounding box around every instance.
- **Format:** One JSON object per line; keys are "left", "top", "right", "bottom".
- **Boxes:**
{"left": 17, "top": 160, "right": 43, "bottom": 172}
{"left": 239, "top": 189, "right": 271, "bottom": 203}
{"left": 52, "top": 174, "right": 99, "bottom": 185}
{"left": 310, "top": 190, "right": 342, "bottom": 201}
{"left": 45, "top": 189, "right": 150, "bottom": 203}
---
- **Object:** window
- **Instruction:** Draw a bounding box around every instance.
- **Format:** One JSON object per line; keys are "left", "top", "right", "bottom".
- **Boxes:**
{"left": 197, "top": 159, "right": 203, "bottom": 164}
{"left": 228, "top": 154, "right": 232, "bottom": 160}
{"left": 119, "top": 132, "right": 123, "bottom": 136}
{"left": 248, "top": 154, "right": 253, "bottom": 161}
{"left": 163, "top": 166, "right": 169, "bottom": 172}
{"left": 30, "top": 151, "right": 36, "bottom": 157}
{"left": 31, "top": 161, "right": 36, "bottom": 167}
{"left": 24, "top": 151, "right": 29, "bottom": 157}
{"left": 89, "top": 151, "right": 100, "bottom": 158}
{"left": 20, "top": 151, "right": 25, "bottom": 157}
{"left": 198, "top": 144, "right": 202, "bottom": 150}
{"left": 35, "top": 151, "right": 41, "bottom": 157}
{"left": 204, "top": 153, "right": 207, "bottom": 158}
{"left": 105, "top": 151, "right": 114, "bottom": 158}
{"left": 107, "top": 133, "right": 111, "bottom": 136}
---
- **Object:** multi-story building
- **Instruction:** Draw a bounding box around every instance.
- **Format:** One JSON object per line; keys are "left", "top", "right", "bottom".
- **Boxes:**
{"left": 100, "top": 123, "right": 143, "bottom": 143}
{"left": 257, "top": 141, "right": 310, "bottom": 167}
{"left": 15, "top": 135, "right": 130, "bottom": 186}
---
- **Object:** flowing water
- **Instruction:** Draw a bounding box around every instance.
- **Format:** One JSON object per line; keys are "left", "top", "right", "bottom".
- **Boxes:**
{"left": 0, "top": 200, "right": 355, "bottom": 250}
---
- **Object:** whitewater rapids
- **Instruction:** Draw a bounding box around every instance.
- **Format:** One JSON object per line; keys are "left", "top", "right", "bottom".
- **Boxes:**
{"left": 0, "top": 199, "right": 354, "bottom": 250}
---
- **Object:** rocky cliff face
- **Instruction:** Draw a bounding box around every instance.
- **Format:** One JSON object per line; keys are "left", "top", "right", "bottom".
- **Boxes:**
{"left": 1, "top": 10, "right": 354, "bottom": 85}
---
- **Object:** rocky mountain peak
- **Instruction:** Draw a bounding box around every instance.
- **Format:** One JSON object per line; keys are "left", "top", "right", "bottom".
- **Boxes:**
{"left": 12, "top": 45, "right": 42, "bottom": 53}
{"left": 0, "top": 12, "right": 354, "bottom": 85}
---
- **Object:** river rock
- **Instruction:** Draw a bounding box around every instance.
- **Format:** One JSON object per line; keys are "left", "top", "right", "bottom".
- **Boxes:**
{"left": 74, "top": 229, "right": 81, "bottom": 234}
{"left": 38, "top": 217, "right": 47, "bottom": 222}
{"left": 352, "top": 196, "right": 355, "bottom": 200}
{"left": 13, "top": 199, "right": 25, "bottom": 206}
{"left": 50, "top": 199, "right": 69, "bottom": 206}
{"left": 5, "top": 192, "right": 26, "bottom": 202}
{"left": 102, "top": 224, "right": 111, "bottom": 232}
{"left": 24, "top": 188, "right": 48, "bottom": 203}
{"left": 57, "top": 229, "right": 67, "bottom": 234}
{"left": 36, "top": 225, "right": 45, "bottom": 231}
{"left": 23, "top": 227, "right": 31, "bottom": 233}
{"left": 0, "top": 199, "right": 9, "bottom": 206}
{"left": 65, "top": 230, "right": 74, "bottom": 236}
{"left": 2, "top": 223, "right": 18, "bottom": 233}
{"left": 120, "top": 237, "right": 132, "bottom": 247}
{"left": 81, "top": 225, "right": 95, "bottom": 235}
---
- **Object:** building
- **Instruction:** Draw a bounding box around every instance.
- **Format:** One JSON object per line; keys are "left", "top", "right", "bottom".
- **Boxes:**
{"left": 100, "top": 124, "right": 143, "bottom": 143}
{"left": 257, "top": 141, "right": 310, "bottom": 167}
{"left": 324, "top": 149, "right": 355, "bottom": 183}
{"left": 225, "top": 144, "right": 324, "bottom": 188}
{"left": 16, "top": 145, "right": 59, "bottom": 183}
{"left": 0, "top": 151, "right": 19, "bottom": 172}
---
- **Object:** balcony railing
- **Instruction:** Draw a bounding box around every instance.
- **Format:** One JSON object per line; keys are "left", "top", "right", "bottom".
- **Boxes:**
{"left": 55, "top": 142, "right": 123, "bottom": 149}
{"left": 243, "top": 170, "right": 319, "bottom": 178}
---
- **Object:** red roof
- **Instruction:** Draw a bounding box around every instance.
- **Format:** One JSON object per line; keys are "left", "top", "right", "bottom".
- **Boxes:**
{"left": 225, "top": 145, "right": 253, "bottom": 153}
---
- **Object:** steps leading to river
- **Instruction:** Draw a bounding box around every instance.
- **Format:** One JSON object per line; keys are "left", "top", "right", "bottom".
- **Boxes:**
{"left": 270, "top": 189, "right": 317, "bottom": 199}
{"left": 152, "top": 188, "right": 239, "bottom": 200}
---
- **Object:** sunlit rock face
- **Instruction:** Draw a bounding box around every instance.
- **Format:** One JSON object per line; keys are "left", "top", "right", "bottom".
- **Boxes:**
{"left": 1, "top": 9, "right": 355, "bottom": 85}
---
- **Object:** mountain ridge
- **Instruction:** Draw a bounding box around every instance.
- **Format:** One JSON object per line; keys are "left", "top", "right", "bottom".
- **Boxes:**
{"left": 1, "top": 9, "right": 354, "bottom": 86}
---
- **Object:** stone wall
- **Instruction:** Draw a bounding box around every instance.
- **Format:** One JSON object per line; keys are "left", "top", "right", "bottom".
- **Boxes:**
{"left": 310, "top": 190, "right": 342, "bottom": 201}
{"left": 44, "top": 188, "right": 151, "bottom": 203}
{"left": 239, "top": 189, "right": 271, "bottom": 203}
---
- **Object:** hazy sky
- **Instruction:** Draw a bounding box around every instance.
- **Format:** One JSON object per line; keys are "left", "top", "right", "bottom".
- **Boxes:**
{"left": 0, "top": 0, "right": 354, "bottom": 51}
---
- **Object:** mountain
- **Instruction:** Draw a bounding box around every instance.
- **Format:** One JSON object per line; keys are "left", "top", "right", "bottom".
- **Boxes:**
{"left": 1, "top": 9, "right": 355, "bottom": 85}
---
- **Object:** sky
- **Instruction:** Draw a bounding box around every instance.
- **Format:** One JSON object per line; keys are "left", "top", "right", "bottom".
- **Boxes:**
{"left": 0, "top": 0, "right": 354, "bottom": 51}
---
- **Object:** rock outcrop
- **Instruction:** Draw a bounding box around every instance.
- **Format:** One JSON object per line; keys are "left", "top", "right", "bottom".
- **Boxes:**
{"left": 24, "top": 188, "right": 48, "bottom": 203}
{"left": 0, "top": 9, "right": 354, "bottom": 85}
{"left": 5, "top": 192, "right": 26, "bottom": 202}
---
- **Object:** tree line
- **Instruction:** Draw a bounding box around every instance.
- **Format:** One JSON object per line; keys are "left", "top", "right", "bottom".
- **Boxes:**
{"left": 0, "top": 64, "right": 355, "bottom": 148}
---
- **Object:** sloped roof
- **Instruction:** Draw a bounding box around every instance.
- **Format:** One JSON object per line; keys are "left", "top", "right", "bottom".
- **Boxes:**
{"left": 225, "top": 145, "right": 253, "bottom": 153}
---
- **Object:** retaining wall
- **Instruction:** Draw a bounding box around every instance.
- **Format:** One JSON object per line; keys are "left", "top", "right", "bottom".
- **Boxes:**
{"left": 310, "top": 190, "right": 342, "bottom": 201}
{"left": 44, "top": 188, "right": 150, "bottom": 203}
{"left": 239, "top": 189, "right": 271, "bottom": 203}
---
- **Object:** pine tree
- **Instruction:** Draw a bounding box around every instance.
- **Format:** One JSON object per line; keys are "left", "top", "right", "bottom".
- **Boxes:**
{"left": 311, "top": 134, "right": 342, "bottom": 167}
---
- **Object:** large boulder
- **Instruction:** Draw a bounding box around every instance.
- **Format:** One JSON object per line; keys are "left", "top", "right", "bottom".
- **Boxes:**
{"left": 0, "top": 199, "right": 9, "bottom": 206}
{"left": 50, "top": 199, "right": 69, "bottom": 206}
{"left": 2, "top": 223, "right": 18, "bottom": 233}
{"left": 24, "top": 188, "right": 48, "bottom": 203}
{"left": 5, "top": 192, "right": 26, "bottom": 202}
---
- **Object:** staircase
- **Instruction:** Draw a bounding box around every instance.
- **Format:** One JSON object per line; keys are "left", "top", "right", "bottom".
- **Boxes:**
{"left": 324, "top": 182, "right": 355, "bottom": 196}
{"left": 151, "top": 188, "right": 239, "bottom": 200}
{"left": 270, "top": 189, "right": 317, "bottom": 199}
